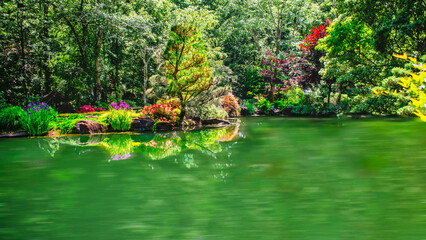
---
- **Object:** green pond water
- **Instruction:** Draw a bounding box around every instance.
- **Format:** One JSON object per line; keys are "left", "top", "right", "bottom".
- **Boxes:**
{"left": 0, "top": 117, "right": 425, "bottom": 240}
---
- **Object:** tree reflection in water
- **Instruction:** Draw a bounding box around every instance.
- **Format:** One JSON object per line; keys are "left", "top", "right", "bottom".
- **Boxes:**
{"left": 37, "top": 125, "right": 240, "bottom": 166}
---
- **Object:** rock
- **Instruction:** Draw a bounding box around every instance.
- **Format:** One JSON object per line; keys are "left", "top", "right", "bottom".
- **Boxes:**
{"left": 271, "top": 108, "right": 281, "bottom": 115}
{"left": 74, "top": 120, "right": 106, "bottom": 134}
{"left": 0, "top": 131, "right": 29, "bottom": 138}
{"left": 47, "top": 129, "right": 61, "bottom": 137}
{"left": 201, "top": 118, "right": 231, "bottom": 126}
{"left": 84, "top": 115, "right": 98, "bottom": 119}
{"left": 240, "top": 106, "right": 250, "bottom": 116}
{"left": 283, "top": 107, "right": 292, "bottom": 115}
{"left": 183, "top": 118, "right": 202, "bottom": 127}
{"left": 155, "top": 122, "right": 173, "bottom": 131}
{"left": 255, "top": 109, "right": 265, "bottom": 115}
{"left": 130, "top": 117, "right": 155, "bottom": 131}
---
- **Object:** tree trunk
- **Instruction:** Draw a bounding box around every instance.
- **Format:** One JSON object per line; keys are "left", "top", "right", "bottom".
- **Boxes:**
{"left": 179, "top": 102, "right": 186, "bottom": 124}
{"left": 93, "top": 29, "right": 103, "bottom": 103}
{"left": 336, "top": 83, "right": 342, "bottom": 104}
{"left": 41, "top": 2, "right": 52, "bottom": 94}
{"left": 327, "top": 84, "right": 332, "bottom": 105}
{"left": 142, "top": 50, "right": 148, "bottom": 106}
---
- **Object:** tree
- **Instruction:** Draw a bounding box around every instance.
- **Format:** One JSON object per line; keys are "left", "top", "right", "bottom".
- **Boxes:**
{"left": 317, "top": 17, "right": 381, "bottom": 91}
{"left": 297, "top": 19, "right": 331, "bottom": 91}
{"left": 163, "top": 24, "right": 212, "bottom": 121}
{"left": 336, "top": 0, "right": 426, "bottom": 56}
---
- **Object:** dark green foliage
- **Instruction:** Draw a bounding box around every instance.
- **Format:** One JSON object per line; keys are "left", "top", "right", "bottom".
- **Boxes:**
{"left": 349, "top": 94, "right": 410, "bottom": 115}
{"left": 291, "top": 104, "right": 315, "bottom": 116}
{"left": 244, "top": 100, "right": 256, "bottom": 115}
{"left": 274, "top": 88, "right": 305, "bottom": 110}
{"left": 0, "top": 107, "right": 25, "bottom": 132}
{"left": 198, "top": 105, "right": 228, "bottom": 120}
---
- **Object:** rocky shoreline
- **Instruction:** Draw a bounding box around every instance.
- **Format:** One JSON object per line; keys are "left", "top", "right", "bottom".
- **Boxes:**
{"left": 0, "top": 117, "right": 236, "bottom": 138}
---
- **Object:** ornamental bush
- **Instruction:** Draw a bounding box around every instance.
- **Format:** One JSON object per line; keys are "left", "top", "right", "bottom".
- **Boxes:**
{"left": 76, "top": 105, "right": 106, "bottom": 113}
{"left": 221, "top": 93, "right": 240, "bottom": 117}
{"left": 21, "top": 102, "right": 58, "bottom": 136}
{"left": 199, "top": 105, "right": 228, "bottom": 120}
{"left": 141, "top": 104, "right": 179, "bottom": 124}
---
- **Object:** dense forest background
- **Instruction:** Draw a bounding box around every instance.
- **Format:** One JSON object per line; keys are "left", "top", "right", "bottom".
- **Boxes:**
{"left": 1, "top": 0, "right": 425, "bottom": 116}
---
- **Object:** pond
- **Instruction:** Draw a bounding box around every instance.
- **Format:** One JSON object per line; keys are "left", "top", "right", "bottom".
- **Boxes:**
{"left": 0, "top": 117, "right": 425, "bottom": 240}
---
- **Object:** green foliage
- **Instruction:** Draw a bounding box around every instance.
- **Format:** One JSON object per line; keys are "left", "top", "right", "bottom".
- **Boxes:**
{"left": 393, "top": 54, "right": 426, "bottom": 121}
{"left": 317, "top": 18, "right": 374, "bottom": 57}
{"left": 108, "top": 109, "right": 134, "bottom": 131}
{"left": 274, "top": 88, "right": 306, "bottom": 110}
{"left": 349, "top": 94, "right": 409, "bottom": 115}
{"left": 291, "top": 104, "right": 315, "bottom": 116}
{"left": 244, "top": 100, "right": 256, "bottom": 115}
{"left": 338, "top": 0, "right": 426, "bottom": 55}
{"left": 0, "top": 106, "right": 25, "bottom": 132}
{"left": 256, "top": 97, "right": 273, "bottom": 114}
{"left": 199, "top": 105, "right": 228, "bottom": 120}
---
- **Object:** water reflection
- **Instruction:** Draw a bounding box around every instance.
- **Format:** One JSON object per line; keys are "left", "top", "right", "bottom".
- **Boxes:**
{"left": 37, "top": 125, "right": 240, "bottom": 164}
{"left": 2, "top": 119, "right": 425, "bottom": 240}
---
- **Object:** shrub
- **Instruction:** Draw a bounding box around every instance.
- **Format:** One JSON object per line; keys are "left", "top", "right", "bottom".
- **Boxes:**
{"left": 393, "top": 53, "right": 426, "bottom": 121}
{"left": 156, "top": 98, "right": 181, "bottom": 116}
{"left": 0, "top": 106, "right": 25, "bottom": 132}
{"left": 108, "top": 109, "right": 134, "bottom": 131}
{"left": 244, "top": 100, "right": 256, "bottom": 115}
{"left": 199, "top": 105, "right": 228, "bottom": 120}
{"left": 21, "top": 102, "right": 58, "bottom": 136}
{"left": 221, "top": 93, "right": 240, "bottom": 117}
{"left": 256, "top": 97, "right": 273, "bottom": 114}
{"left": 291, "top": 104, "right": 315, "bottom": 116}
{"left": 284, "top": 87, "right": 305, "bottom": 106}
{"left": 141, "top": 104, "right": 179, "bottom": 124}
{"left": 397, "top": 105, "right": 415, "bottom": 117}
{"left": 349, "top": 93, "right": 409, "bottom": 115}
{"left": 76, "top": 105, "right": 106, "bottom": 113}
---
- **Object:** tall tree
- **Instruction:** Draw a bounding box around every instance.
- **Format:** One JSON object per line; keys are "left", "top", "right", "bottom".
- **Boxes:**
{"left": 163, "top": 24, "right": 212, "bottom": 121}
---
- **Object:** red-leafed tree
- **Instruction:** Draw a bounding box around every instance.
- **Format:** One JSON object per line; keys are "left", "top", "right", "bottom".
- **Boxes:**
{"left": 299, "top": 18, "right": 331, "bottom": 52}
{"left": 259, "top": 51, "right": 294, "bottom": 99}
{"left": 294, "top": 19, "right": 332, "bottom": 90}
